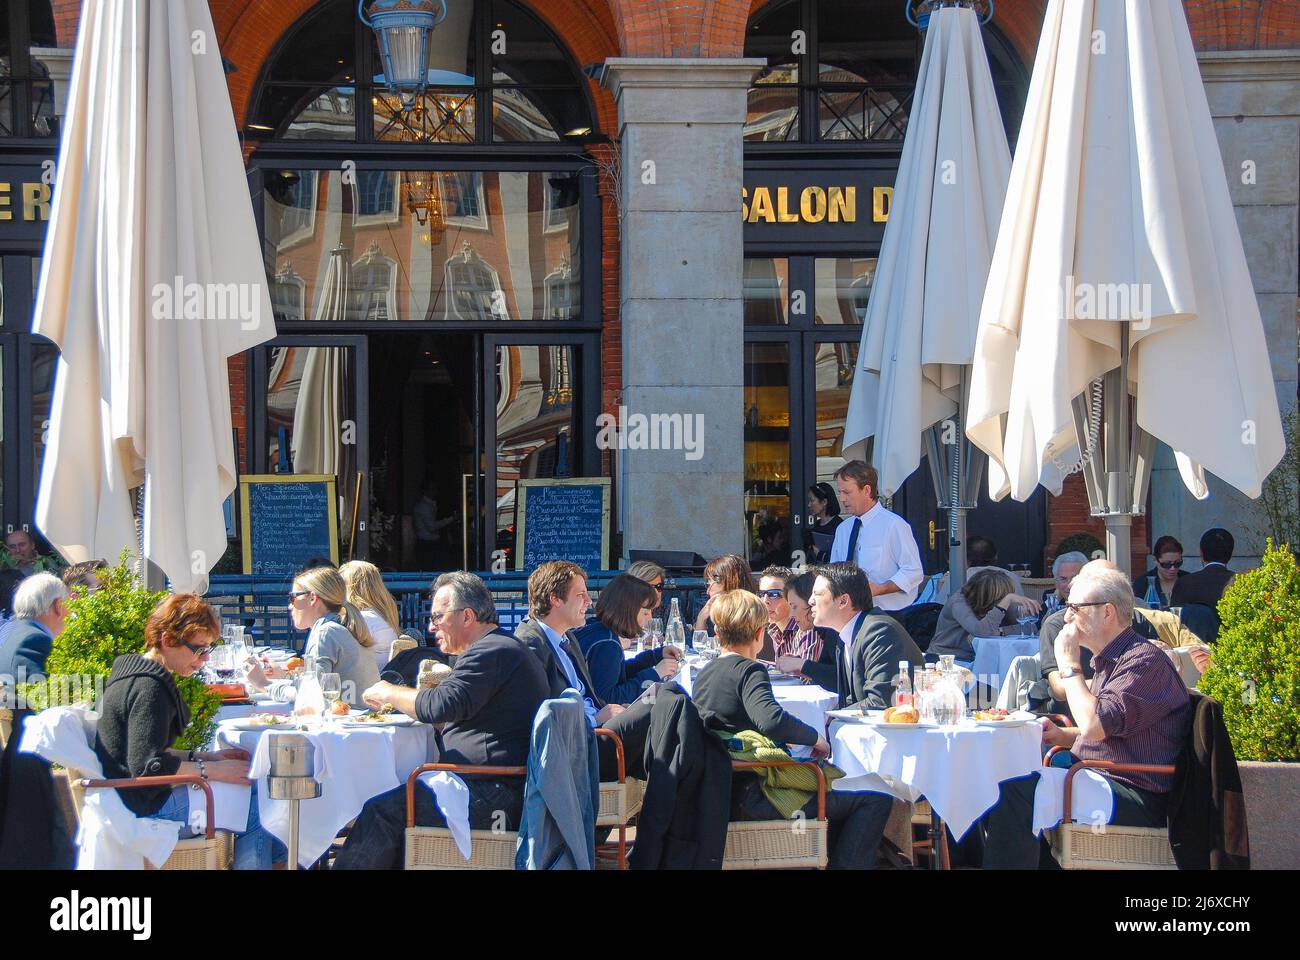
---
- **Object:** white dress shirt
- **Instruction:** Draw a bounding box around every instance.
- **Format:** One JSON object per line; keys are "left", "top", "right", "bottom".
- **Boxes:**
{"left": 828, "top": 501, "right": 925, "bottom": 611}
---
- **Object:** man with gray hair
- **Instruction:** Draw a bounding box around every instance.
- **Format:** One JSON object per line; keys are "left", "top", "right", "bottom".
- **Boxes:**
{"left": 1041, "top": 550, "right": 1089, "bottom": 618}
{"left": 981, "top": 563, "right": 1192, "bottom": 868}
{"left": 0, "top": 573, "right": 70, "bottom": 688}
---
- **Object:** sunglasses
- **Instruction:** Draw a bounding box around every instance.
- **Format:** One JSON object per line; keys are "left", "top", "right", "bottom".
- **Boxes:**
{"left": 1064, "top": 601, "right": 1109, "bottom": 615}
{"left": 758, "top": 589, "right": 785, "bottom": 600}
{"left": 182, "top": 640, "right": 217, "bottom": 656}
{"left": 287, "top": 590, "right": 310, "bottom": 603}
{"left": 649, "top": 582, "right": 664, "bottom": 593}
{"left": 1158, "top": 560, "right": 1184, "bottom": 570}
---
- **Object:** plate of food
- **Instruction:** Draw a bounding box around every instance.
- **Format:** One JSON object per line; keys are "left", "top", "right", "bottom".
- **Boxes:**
{"left": 223, "top": 713, "right": 299, "bottom": 731}
{"left": 863, "top": 706, "right": 936, "bottom": 728}
{"left": 338, "top": 707, "right": 417, "bottom": 727}
{"left": 970, "top": 708, "right": 1039, "bottom": 727}
{"left": 825, "top": 708, "right": 880, "bottom": 723}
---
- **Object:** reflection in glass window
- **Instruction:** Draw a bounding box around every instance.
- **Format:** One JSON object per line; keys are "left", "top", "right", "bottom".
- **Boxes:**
{"left": 814, "top": 257, "right": 875, "bottom": 325}
{"left": 744, "top": 258, "right": 790, "bottom": 325}
{"left": 814, "top": 340, "right": 858, "bottom": 482}
{"left": 744, "top": 343, "right": 792, "bottom": 567}
{"left": 493, "top": 344, "right": 578, "bottom": 562}
{"left": 31, "top": 338, "right": 56, "bottom": 498}
{"left": 263, "top": 169, "right": 581, "bottom": 324}
{"left": 373, "top": 89, "right": 476, "bottom": 144}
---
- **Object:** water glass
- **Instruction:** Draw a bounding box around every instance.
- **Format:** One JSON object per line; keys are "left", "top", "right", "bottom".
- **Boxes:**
{"left": 650, "top": 618, "right": 664, "bottom": 649}
{"left": 320, "top": 672, "right": 342, "bottom": 713}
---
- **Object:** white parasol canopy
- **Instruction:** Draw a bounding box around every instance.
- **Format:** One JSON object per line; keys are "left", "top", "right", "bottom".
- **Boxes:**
{"left": 965, "top": 0, "right": 1284, "bottom": 556}
{"left": 33, "top": 0, "right": 277, "bottom": 592}
{"left": 842, "top": 5, "right": 1010, "bottom": 583}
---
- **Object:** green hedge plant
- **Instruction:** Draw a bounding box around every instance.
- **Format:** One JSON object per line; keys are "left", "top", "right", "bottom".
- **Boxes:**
{"left": 20, "top": 552, "right": 222, "bottom": 752}
{"left": 1198, "top": 540, "right": 1300, "bottom": 762}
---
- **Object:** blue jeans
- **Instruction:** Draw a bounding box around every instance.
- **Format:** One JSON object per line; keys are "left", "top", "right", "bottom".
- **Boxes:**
{"left": 148, "top": 785, "right": 285, "bottom": 870}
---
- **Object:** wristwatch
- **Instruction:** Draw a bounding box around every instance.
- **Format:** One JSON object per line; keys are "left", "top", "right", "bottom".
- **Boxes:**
{"left": 1059, "top": 666, "right": 1084, "bottom": 680}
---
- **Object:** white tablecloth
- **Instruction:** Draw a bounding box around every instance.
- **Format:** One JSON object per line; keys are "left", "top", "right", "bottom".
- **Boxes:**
{"left": 215, "top": 719, "right": 433, "bottom": 867}
{"left": 970, "top": 635, "right": 1039, "bottom": 693}
{"left": 829, "top": 719, "right": 1042, "bottom": 840}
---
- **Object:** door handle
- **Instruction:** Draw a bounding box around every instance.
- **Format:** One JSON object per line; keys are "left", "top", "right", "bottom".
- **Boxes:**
{"left": 928, "top": 520, "right": 936, "bottom": 550}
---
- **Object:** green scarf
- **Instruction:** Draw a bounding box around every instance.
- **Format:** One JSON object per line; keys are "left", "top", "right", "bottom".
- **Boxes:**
{"left": 720, "top": 729, "right": 845, "bottom": 821}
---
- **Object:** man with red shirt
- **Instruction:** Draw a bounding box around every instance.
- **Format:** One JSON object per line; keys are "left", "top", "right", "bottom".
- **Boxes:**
{"left": 982, "top": 565, "right": 1192, "bottom": 868}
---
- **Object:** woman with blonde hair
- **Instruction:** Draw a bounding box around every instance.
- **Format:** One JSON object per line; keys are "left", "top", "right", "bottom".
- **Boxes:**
{"left": 248, "top": 566, "right": 380, "bottom": 705}
{"left": 928, "top": 568, "right": 1037, "bottom": 665}
{"left": 340, "top": 560, "right": 401, "bottom": 669}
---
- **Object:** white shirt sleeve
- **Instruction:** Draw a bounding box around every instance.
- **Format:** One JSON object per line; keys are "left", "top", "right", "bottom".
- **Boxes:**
{"left": 885, "top": 516, "right": 925, "bottom": 598}
{"left": 829, "top": 516, "right": 852, "bottom": 563}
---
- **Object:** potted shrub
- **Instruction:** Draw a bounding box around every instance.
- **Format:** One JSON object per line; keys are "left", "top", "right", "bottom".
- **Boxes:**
{"left": 20, "top": 553, "right": 222, "bottom": 752}
{"left": 1197, "top": 540, "right": 1300, "bottom": 868}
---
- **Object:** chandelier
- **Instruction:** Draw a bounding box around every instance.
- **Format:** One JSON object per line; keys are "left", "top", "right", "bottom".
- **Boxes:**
{"left": 403, "top": 174, "right": 446, "bottom": 244}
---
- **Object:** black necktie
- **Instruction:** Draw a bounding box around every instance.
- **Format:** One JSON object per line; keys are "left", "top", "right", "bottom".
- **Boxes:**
{"left": 845, "top": 517, "right": 862, "bottom": 564}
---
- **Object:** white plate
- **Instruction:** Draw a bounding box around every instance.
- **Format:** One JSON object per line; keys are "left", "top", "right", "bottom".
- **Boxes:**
{"left": 338, "top": 714, "right": 417, "bottom": 728}
{"left": 825, "top": 708, "right": 877, "bottom": 723}
{"left": 862, "top": 720, "right": 938, "bottom": 729}
{"left": 768, "top": 674, "right": 802, "bottom": 685}
{"left": 970, "top": 718, "right": 1039, "bottom": 728}
{"left": 222, "top": 717, "right": 300, "bottom": 732}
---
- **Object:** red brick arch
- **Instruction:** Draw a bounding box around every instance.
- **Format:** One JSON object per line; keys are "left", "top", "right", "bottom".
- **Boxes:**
{"left": 209, "top": 0, "right": 623, "bottom": 134}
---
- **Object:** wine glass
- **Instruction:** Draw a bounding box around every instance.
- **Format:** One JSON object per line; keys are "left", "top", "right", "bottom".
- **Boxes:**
{"left": 209, "top": 645, "right": 234, "bottom": 682}
{"left": 691, "top": 630, "right": 709, "bottom": 658}
{"left": 650, "top": 618, "right": 664, "bottom": 650}
{"left": 320, "top": 673, "right": 342, "bottom": 716}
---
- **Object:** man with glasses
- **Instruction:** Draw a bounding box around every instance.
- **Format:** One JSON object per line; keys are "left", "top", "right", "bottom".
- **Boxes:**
{"left": 981, "top": 564, "right": 1192, "bottom": 868}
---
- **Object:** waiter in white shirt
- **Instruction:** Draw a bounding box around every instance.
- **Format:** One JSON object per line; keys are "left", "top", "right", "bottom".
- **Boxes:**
{"left": 827, "top": 460, "right": 924, "bottom": 611}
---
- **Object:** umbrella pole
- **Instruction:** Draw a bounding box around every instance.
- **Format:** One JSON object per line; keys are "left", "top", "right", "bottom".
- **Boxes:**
{"left": 1103, "top": 325, "right": 1134, "bottom": 576}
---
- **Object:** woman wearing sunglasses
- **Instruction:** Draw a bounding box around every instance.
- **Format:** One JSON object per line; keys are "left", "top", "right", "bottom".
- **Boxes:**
{"left": 1131, "top": 536, "right": 1186, "bottom": 609}
{"left": 93, "top": 594, "right": 284, "bottom": 869}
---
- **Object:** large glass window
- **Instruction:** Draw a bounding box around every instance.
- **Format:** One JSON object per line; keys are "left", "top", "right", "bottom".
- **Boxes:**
{"left": 249, "top": 0, "right": 593, "bottom": 145}
{"left": 0, "top": 1, "right": 58, "bottom": 139}
{"left": 494, "top": 343, "right": 578, "bottom": 566}
{"left": 814, "top": 257, "right": 875, "bottom": 324}
{"left": 263, "top": 168, "right": 582, "bottom": 324}
{"left": 745, "top": 343, "right": 793, "bottom": 567}
{"left": 745, "top": 0, "right": 1026, "bottom": 144}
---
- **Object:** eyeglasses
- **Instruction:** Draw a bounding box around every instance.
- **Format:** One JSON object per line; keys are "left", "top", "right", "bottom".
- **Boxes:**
{"left": 182, "top": 640, "right": 217, "bottom": 656}
{"left": 428, "top": 608, "right": 465, "bottom": 627}
{"left": 287, "top": 590, "right": 310, "bottom": 603}
{"left": 758, "top": 589, "right": 785, "bottom": 600}
{"left": 707, "top": 574, "right": 723, "bottom": 585}
{"left": 1158, "top": 560, "right": 1184, "bottom": 570}
{"left": 1064, "top": 601, "right": 1109, "bottom": 615}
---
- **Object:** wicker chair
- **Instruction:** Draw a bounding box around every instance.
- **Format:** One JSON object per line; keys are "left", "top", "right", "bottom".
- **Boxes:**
{"left": 65, "top": 772, "right": 234, "bottom": 870}
{"left": 721, "top": 760, "right": 828, "bottom": 870}
{"left": 405, "top": 730, "right": 634, "bottom": 870}
{"left": 388, "top": 636, "right": 420, "bottom": 659}
{"left": 1043, "top": 748, "right": 1177, "bottom": 870}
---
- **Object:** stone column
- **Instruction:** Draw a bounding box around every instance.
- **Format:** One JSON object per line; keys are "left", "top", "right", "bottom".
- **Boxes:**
{"left": 1148, "top": 51, "right": 1300, "bottom": 569}
{"left": 603, "top": 59, "right": 764, "bottom": 562}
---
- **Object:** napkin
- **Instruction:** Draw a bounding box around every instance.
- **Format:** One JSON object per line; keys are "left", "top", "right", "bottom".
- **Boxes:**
{"left": 248, "top": 730, "right": 331, "bottom": 783}
{"left": 418, "top": 771, "right": 472, "bottom": 860}
{"left": 188, "top": 782, "right": 251, "bottom": 834}
{"left": 1031, "top": 766, "right": 1114, "bottom": 835}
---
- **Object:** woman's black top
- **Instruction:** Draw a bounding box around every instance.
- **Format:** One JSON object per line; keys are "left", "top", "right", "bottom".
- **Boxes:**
{"left": 93, "top": 654, "right": 190, "bottom": 816}
{"left": 692, "top": 655, "right": 818, "bottom": 746}
{"left": 808, "top": 515, "right": 842, "bottom": 561}
{"left": 1132, "top": 569, "right": 1185, "bottom": 608}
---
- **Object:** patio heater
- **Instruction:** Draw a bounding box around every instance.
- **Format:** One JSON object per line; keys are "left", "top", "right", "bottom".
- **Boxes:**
{"left": 358, "top": 0, "right": 449, "bottom": 108}
{"left": 266, "top": 733, "right": 322, "bottom": 870}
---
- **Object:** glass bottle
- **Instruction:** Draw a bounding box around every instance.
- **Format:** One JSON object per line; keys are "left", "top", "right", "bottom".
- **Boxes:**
{"left": 893, "top": 661, "right": 913, "bottom": 708}
{"left": 665, "top": 598, "right": 686, "bottom": 653}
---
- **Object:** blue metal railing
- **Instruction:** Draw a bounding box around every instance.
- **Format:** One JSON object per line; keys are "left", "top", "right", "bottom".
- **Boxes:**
{"left": 206, "top": 571, "right": 707, "bottom": 651}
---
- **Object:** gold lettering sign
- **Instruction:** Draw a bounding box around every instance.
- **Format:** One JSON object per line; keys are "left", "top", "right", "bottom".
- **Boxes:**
{"left": 0, "top": 182, "right": 51, "bottom": 223}
{"left": 743, "top": 185, "right": 860, "bottom": 224}
{"left": 873, "top": 186, "right": 893, "bottom": 223}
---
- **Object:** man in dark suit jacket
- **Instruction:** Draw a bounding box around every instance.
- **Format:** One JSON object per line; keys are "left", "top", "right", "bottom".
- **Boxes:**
{"left": 806, "top": 562, "right": 924, "bottom": 710}
{"left": 1170, "top": 528, "right": 1237, "bottom": 610}
{"left": 0, "top": 573, "right": 70, "bottom": 693}
{"left": 514, "top": 561, "right": 656, "bottom": 780}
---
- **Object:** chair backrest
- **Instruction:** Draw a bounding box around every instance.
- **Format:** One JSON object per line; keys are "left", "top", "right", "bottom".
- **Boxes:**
{"left": 389, "top": 636, "right": 419, "bottom": 658}
{"left": 891, "top": 603, "right": 943, "bottom": 652}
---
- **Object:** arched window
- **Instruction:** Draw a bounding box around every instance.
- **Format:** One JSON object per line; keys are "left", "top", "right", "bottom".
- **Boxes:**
{"left": 1, "top": 0, "right": 57, "bottom": 138}
{"left": 745, "top": 0, "right": 1027, "bottom": 144}
{"left": 249, "top": 0, "right": 594, "bottom": 145}
{"left": 271, "top": 262, "right": 308, "bottom": 324}
{"left": 350, "top": 243, "right": 398, "bottom": 322}
{"left": 445, "top": 242, "right": 508, "bottom": 321}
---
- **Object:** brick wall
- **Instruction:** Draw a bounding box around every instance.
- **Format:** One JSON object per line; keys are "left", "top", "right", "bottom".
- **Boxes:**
{"left": 1046, "top": 474, "right": 1152, "bottom": 571}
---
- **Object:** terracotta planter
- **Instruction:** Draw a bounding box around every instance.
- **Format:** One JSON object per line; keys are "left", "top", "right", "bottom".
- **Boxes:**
{"left": 1239, "top": 760, "right": 1300, "bottom": 869}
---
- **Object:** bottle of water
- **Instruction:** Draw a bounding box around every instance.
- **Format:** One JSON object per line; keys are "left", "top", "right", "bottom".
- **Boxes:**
{"left": 665, "top": 598, "right": 686, "bottom": 654}
{"left": 893, "top": 661, "right": 913, "bottom": 707}
{"left": 1143, "top": 578, "right": 1162, "bottom": 610}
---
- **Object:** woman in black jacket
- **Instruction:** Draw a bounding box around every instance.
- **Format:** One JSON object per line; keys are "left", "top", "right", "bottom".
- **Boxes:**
{"left": 93, "top": 594, "right": 283, "bottom": 869}
{"left": 692, "top": 591, "right": 895, "bottom": 870}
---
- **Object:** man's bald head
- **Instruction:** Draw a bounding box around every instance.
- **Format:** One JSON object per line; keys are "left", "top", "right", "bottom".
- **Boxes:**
{"left": 1080, "top": 558, "right": 1118, "bottom": 576}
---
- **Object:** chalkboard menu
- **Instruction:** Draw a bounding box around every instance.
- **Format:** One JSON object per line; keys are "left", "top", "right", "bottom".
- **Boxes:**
{"left": 239, "top": 474, "right": 338, "bottom": 577}
{"left": 515, "top": 478, "right": 611, "bottom": 573}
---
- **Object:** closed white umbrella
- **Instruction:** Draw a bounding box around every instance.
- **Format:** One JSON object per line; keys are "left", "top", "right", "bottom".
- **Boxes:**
{"left": 843, "top": 4, "right": 1010, "bottom": 585}
{"left": 966, "top": 0, "right": 1284, "bottom": 574}
{"left": 32, "top": 0, "right": 277, "bottom": 592}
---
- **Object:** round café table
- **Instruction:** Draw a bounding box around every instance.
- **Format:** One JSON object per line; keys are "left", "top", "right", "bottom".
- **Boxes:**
{"left": 829, "top": 716, "right": 1042, "bottom": 869}
{"left": 215, "top": 716, "right": 433, "bottom": 868}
